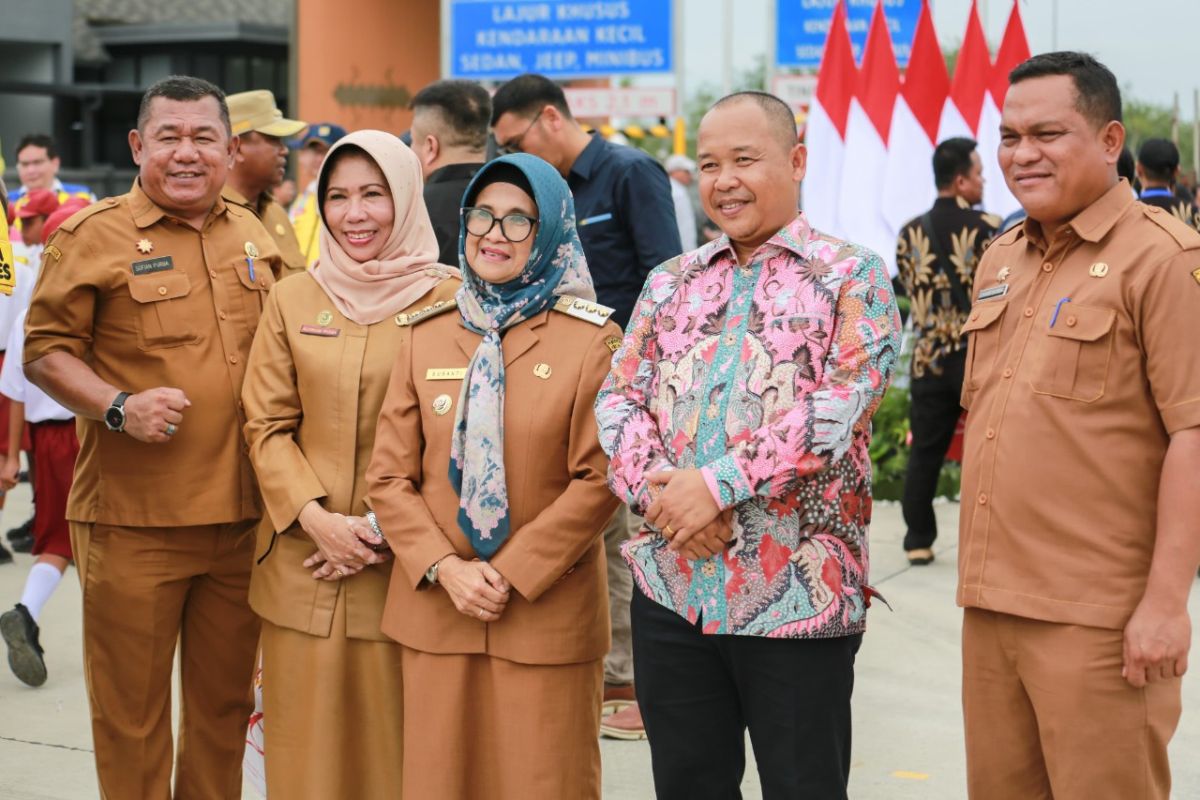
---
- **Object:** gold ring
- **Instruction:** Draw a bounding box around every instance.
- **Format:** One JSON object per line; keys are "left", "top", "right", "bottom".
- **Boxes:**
{"left": 664, "top": 525, "right": 675, "bottom": 536}
{"left": 335, "top": 568, "right": 344, "bottom": 578}
{"left": 478, "top": 609, "right": 484, "bottom": 619}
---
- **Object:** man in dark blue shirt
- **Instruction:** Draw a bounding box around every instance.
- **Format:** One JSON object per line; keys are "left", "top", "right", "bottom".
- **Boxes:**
{"left": 491, "top": 74, "right": 681, "bottom": 330}
{"left": 492, "top": 73, "right": 682, "bottom": 741}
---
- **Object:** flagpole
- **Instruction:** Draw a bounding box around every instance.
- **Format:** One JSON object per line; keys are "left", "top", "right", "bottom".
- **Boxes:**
{"left": 722, "top": 0, "right": 733, "bottom": 96}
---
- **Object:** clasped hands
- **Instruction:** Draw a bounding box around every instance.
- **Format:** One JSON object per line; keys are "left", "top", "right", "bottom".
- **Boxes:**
{"left": 436, "top": 556, "right": 511, "bottom": 623}
{"left": 644, "top": 469, "right": 733, "bottom": 560}
{"left": 297, "top": 500, "right": 391, "bottom": 581}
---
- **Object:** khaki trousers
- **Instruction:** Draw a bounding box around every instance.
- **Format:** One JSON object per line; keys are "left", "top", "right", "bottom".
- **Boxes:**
{"left": 962, "top": 608, "right": 1181, "bottom": 800}
{"left": 71, "top": 521, "right": 260, "bottom": 800}
{"left": 603, "top": 505, "right": 642, "bottom": 685}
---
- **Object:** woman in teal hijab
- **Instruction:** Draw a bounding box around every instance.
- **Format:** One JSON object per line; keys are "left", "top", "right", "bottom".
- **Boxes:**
{"left": 367, "top": 154, "right": 622, "bottom": 798}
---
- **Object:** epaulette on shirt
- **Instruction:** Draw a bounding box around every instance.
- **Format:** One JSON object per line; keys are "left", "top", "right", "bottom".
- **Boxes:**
{"left": 54, "top": 196, "right": 119, "bottom": 235}
{"left": 1141, "top": 203, "right": 1200, "bottom": 251}
{"left": 552, "top": 295, "right": 615, "bottom": 326}
{"left": 395, "top": 298, "right": 457, "bottom": 327}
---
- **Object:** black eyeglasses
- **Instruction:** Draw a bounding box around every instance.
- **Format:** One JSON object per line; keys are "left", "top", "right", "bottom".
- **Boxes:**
{"left": 462, "top": 207, "right": 538, "bottom": 243}
{"left": 496, "top": 109, "right": 544, "bottom": 156}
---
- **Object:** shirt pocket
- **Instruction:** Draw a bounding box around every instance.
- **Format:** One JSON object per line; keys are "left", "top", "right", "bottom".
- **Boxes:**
{"left": 127, "top": 271, "right": 199, "bottom": 350}
{"left": 233, "top": 258, "right": 273, "bottom": 333}
{"left": 1029, "top": 304, "right": 1116, "bottom": 403}
{"left": 960, "top": 299, "right": 1008, "bottom": 395}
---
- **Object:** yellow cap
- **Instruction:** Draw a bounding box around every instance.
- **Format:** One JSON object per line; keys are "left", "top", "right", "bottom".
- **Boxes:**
{"left": 227, "top": 90, "right": 307, "bottom": 138}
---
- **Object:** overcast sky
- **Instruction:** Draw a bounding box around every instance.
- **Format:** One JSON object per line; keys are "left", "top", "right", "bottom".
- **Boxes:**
{"left": 667, "top": 0, "right": 1199, "bottom": 110}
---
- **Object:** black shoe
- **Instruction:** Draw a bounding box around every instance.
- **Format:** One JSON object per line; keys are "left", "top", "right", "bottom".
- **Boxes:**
{"left": 15, "top": 470, "right": 28, "bottom": 483}
{"left": 6, "top": 518, "right": 33, "bottom": 544}
{"left": 1, "top": 603, "right": 46, "bottom": 687}
{"left": 0, "top": 541, "right": 11, "bottom": 565}
{"left": 8, "top": 532, "right": 33, "bottom": 554}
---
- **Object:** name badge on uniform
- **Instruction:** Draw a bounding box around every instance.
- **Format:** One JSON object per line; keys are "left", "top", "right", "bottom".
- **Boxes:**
{"left": 131, "top": 256, "right": 174, "bottom": 276}
{"left": 426, "top": 368, "right": 467, "bottom": 381}
{"left": 299, "top": 324, "right": 340, "bottom": 337}
{"left": 978, "top": 284, "right": 1009, "bottom": 301}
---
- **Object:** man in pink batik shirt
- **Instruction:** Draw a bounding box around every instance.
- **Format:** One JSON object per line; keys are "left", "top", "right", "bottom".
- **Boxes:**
{"left": 595, "top": 91, "right": 900, "bottom": 799}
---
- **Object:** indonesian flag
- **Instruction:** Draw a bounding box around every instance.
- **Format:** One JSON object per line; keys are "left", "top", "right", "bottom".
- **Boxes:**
{"left": 980, "top": 1, "right": 1032, "bottom": 219}
{"left": 802, "top": 0, "right": 856, "bottom": 236}
{"left": 882, "top": 0, "right": 949, "bottom": 234}
{"left": 938, "top": 0, "right": 990, "bottom": 145}
{"left": 836, "top": 1, "right": 901, "bottom": 272}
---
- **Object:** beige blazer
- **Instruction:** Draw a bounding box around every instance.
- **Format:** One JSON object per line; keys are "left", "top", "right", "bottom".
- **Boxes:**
{"left": 243, "top": 272, "right": 460, "bottom": 641}
{"left": 367, "top": 304, "right": 622, "bottom": 665}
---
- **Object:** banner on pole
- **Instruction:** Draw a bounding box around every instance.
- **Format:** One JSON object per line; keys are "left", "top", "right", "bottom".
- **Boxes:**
{"left": 449, "top": 0, "right": 673, "bottom": 80}
{"left": 776, "top": 0, "right": 921, "bottom": 70}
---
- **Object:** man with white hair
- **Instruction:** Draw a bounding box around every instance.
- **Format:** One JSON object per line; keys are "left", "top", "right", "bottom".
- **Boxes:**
{"left": 664, "top": 154, "right": 699, "bottom": 252}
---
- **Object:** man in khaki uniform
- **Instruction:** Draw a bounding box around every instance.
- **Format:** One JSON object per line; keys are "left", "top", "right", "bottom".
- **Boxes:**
{"left": 24, "top": 75, "right": 281, "bottom": 798}
{"left": 223, "top": 89, "right": 308, "bottom": 279}
{"left": 959, "top": 52, "right": 1200, "bottom": 799}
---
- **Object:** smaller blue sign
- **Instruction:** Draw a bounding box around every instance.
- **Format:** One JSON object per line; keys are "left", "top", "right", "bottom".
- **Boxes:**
{"left": 451, "top": 0, "right": 673, "bottom": 80}
{"left": 776, "top": 0, "right": 921, "bottom": 70}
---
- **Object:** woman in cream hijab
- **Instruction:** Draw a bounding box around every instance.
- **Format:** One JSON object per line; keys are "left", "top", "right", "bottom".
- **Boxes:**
{"left": 242, "top": 130, "right": 459, "bottom": 797}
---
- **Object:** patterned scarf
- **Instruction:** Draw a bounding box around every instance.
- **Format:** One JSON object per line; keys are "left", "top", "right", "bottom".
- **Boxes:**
{"left": 449, "top": 154, "right": 595, "bottom": 559}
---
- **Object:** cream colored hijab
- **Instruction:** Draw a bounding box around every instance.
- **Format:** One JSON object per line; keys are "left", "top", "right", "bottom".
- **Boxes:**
{"left": 311, "top": 130, "right": 458, "bottom": 324}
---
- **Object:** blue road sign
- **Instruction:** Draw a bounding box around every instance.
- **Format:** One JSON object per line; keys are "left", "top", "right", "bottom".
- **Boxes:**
{"left": 776, "top": 0, "right": 922, "bottom": 69}
{"left": 450, "top": 0, "right": 673, "bottom": 80}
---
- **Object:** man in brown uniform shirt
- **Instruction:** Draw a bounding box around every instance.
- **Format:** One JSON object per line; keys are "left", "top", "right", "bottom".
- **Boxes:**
{"left": 223, "top": 89, "right": 308, "bottom": 279}
{"left": 24, "top": 76, "right": 280, "bottom": 798}
{"left": 959, "top": 52, "right": 1200, "bottom": 799}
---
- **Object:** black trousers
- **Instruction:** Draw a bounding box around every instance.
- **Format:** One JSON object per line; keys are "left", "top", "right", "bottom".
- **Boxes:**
{"left": 631, "top": 589, "right": 862, "bottom": 800}
{"left": 901, "top": 350, "right": 966, "bottom": 551}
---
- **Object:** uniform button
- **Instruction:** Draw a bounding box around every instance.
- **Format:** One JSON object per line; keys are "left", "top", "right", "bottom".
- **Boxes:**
{"left": 978, "top": 493, "right": 989, "bottom": 505}
{"left": 1023, "top": 307, "right": 1033, "bottom": 317}
{"left": 985, "top": 428, "right": 996, "bottom": 439}
{"left": 1002, "top": 367, "right": 1013, "bottom": 378}
{"left": 157, "top": 286, "right": 168, "bottom": 296}
{"left": 229, "top": 354, "right": 239, "bottom": 364}
{"left": 1065, "top": 316, "right": 1077, "bottom": 327}
{"left": 1042, "top": 262, "right": 1053, "bottom": 272}
{"left": 219, "top": 310, "right": 228, "bottom": 320}
{"left": 209, "top": 270, "right": 218, "bottom": 279}
{"left": 970, "top": 311, "right": 979, "bottom": 321}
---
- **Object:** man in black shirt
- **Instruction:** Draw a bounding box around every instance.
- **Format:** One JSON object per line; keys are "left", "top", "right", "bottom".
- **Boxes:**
{"left": 491, "top": 73, "right": 681, "bottom": 739}
{"left": 896, "top": 137, "right": 999, "bottom": 566}
{"left": 1135, "top": 138, "right": 1200, "bottom": 231}
{"left": 410, "top": 80, "right": 491, "bottom": 266}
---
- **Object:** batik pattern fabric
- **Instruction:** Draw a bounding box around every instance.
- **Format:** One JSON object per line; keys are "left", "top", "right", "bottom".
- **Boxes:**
{"left": 595, "top": 214, "right": 901, "bottom": 637}
{"left": 449, "top": 154, "right": 595, "bottom": 559}
{"left": 896, "top": 197, "right": 999, "bottom": 378}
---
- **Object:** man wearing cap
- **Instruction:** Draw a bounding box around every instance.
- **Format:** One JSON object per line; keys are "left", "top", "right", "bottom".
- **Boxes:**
{"left": 664, "top": 154, "right": 699, "bottom": 252}
{"left": 23, "top": 75, "right": 282, "bottom": 798}
{"left": 289, "top": 122, "right": 347, "bottom": 267}
{"left": 1136, "top": 138, "right": 1200, "bottom": 231}
{"left": 223, "top": 90, "right": 309, "bottom": 280}
{"left": 12, "top": 188, "right": 59, "bottom": 268}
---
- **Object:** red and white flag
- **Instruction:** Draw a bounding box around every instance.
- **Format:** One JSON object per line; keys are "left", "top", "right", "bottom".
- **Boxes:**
{"left": 802, "top": 0, "right": 856, "bottom": 236}
{"left": 938, "top": 0, "right": 990, "bottom": 145}
{"left": 882, "top": 0, "right": 949, "bottom": 234}
{"left": 980, "top": 1, "right": 1031, "bottom": 219}
{"left": 836, "top": 1, "right": 901, "bottom": 271}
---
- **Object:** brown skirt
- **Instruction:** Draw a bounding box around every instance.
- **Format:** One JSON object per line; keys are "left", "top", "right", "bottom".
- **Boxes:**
{"left": 260, "top": 587, "right": 404, "bottom": 799}
{"left": 400, "top": 647, "right": 602, "bottom": 799}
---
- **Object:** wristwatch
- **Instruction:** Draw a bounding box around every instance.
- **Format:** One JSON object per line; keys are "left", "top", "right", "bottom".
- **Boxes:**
{"left": 104, "top": 391, "right": 131, "bottom": 432}
{"left": 364, "top": 511, "right": 388, "bottom": 551}
{"left": 425, "top": 557, "right": 446, "bottom": 585}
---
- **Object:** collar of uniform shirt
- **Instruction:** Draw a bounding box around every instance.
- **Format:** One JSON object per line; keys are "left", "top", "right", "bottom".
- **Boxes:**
{"left": 1021, "top": 179, "right": 1133, "bottom": 250}
{"left": 130, "top": 178, "right": 227, "bottom": 229}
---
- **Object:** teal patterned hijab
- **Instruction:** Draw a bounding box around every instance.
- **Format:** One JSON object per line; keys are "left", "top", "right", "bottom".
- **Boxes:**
{"left": 449, "top": 154, "right": 595, "bottom": 559}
